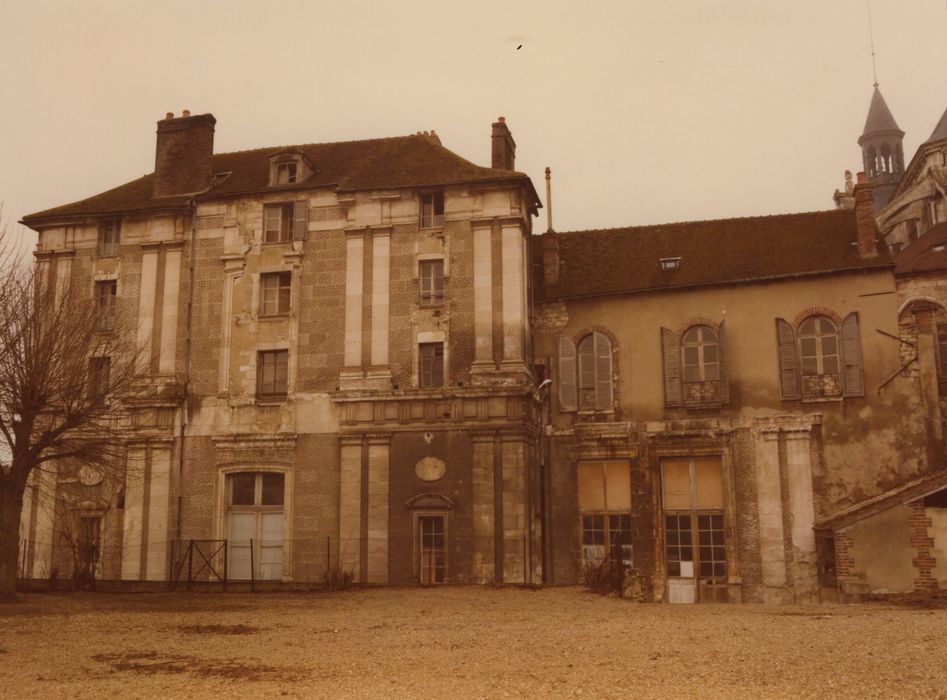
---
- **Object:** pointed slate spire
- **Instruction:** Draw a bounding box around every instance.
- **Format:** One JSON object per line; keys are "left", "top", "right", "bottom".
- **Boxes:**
{"left": 859, "top": 85, "right": 903, "bottom": 144}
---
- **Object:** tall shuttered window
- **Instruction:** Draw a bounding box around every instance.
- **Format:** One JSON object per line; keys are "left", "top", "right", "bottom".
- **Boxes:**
{"left": 576, "top": 332, "right": 614, "bottom": 411}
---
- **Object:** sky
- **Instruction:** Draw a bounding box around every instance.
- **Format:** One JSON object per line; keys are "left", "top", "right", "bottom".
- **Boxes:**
{"left": 2, "top": 0, "right": 946, "bottom": 253}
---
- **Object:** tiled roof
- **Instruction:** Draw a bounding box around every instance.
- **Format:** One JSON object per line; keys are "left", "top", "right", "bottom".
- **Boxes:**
{"left": 860, "top": 85, "right": 903, "bottom": 140}
{"left": 894, "top": 222, "right": 947, "bottom": 275}
{"left": 537, "top": 209, "right": 892, "bottom": 300}
{"left": 22, "top": 134, "right": 538, "bottom": 224}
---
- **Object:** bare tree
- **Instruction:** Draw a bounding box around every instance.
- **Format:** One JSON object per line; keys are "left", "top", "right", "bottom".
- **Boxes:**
{"left": 0, "top": 213, "right": 141, "bottom": 598}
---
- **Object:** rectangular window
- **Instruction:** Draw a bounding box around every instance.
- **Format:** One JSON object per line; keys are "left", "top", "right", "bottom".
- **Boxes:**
{"left": 661, "top": 457, "right": 728, "bottom": 602}
{"left": 419, "top": 342, "right": 444, "bottom": 388}
{"left": 260, "top": 272, "right": 292, "bottom": 316}
{"left": 263, "top": 204, "right": 293, "bottom": 243}
{"left": 578, "top": 461, "right": 632, "bottom": 567}
{"left": 98, "top": 221, "right": 120, "bottom": 257}
{"left": 275, "top": 162, "right": 297, "bottom": 185}
{"left": 95, "top": 281, "right": 117, "bottom": 331}
{"left": 88, "top": 356, "right": 110, "bottom": 403}
{"left": 581, "top": 513, "right": 632, "bottom": 567}
{"left": 257, "top": 350, "right": 288, "bottom": 400}
{"left": 420, "top": 192, "right": 444, "bottom": 228}
{"left": 419, "top": 260, "right": 444, "bottom": 306}
{"left": 418, "top": 515, "right": 446, "bottom": 584}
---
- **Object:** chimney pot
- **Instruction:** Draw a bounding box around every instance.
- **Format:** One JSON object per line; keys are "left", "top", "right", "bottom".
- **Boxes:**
{"left": 498, "top": 116, "right": 505, "bottom": 123}
{"left": 182, "top": 109, "right": 191, "bottom": 117}
{"left": 856, "top": 171, "right": 868, "bottom": 185}
{"left": 165, "top": 112, "right": 174, "bottom": 119}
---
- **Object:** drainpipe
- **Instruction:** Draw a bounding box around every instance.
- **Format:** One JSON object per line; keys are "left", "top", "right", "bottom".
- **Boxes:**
{"left": 175, "top": 201, "right": 197, "bottom": 543}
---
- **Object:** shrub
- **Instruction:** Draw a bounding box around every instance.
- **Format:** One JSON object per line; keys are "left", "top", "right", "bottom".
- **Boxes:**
{"left": 322, "top": 565, "right": 354, "bottom": 591}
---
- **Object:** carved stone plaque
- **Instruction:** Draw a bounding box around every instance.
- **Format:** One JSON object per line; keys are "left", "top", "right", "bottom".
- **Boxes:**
{"left": 78, "top": 465, "right": 103, "bottom": 486}
{"left": 415, "top": 456, "right": 446, "bottom": 482}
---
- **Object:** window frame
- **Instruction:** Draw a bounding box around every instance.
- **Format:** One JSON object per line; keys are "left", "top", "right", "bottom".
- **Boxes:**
{"left": 419, "top": 342, "right": 444, "bottom": 388}
{"left": 419, "top": 259, "right": 445, "bottom": 307}
{"left": 259, "top": 271, "right": 292, "bottom": 317}
{"left": 94, "top": 280, "right": 117, "bottom": 332}
{"left": 262, "top": 203, "right": 293, "bottom": 243}
{"left": 88, "top": 356, "right": 111, "bottom": 404}
{"left": 797, "top": 315, "right": 841, "bottom": 398}
{"left": 274, "top": 161, "right": 298, "bottom": 185}
{"left": 577, "top": 460, "right": 632, "bottom": 568}
{"left": 256, "top": 349, "right": 289, "bottom": 401}
{"left": 420, "top": 192, "right": 445, "bottom": 229}
{"left": 97, "top": 220, "right": 120, "bottom": 258}
{"left": 576, "top": 331, "right": 614, "bottom": 412}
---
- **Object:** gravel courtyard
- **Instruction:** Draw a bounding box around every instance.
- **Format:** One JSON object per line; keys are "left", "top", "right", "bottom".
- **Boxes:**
{"left": 1, "top": 587, "right": 945, "bottom": 699}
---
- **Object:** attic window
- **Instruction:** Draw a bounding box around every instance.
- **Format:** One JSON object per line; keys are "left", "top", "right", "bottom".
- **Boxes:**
{"left": 210, "top": 171, "right": 232, "bottom": 188}
{"left": 660, "top": 257, "right": 681, "bottom": 271}
{"left": 275, "top": 162, "right": 297, "bottom": 185}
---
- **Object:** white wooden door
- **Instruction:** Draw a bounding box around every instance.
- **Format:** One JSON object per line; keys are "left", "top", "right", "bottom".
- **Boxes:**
{"left": 259, "top": 513, "right": 284, "bottom": 581}
{"left": 228, "top": 512, "right": 255, "bottom": 580}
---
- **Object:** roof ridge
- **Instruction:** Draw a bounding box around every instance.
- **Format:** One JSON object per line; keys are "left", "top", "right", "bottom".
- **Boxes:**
{"left": 556, "top": 209, "right": 846, "bottom": 236}
{"left": 213, "top": 133, "right": 423, "bottom": 158}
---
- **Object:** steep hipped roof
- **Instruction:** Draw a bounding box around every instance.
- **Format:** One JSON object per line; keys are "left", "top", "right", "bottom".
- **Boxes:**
{"left": 859, "top": 85, "right": 903, "bottom": 143}
{"left": 22, "top": 134, "right": 539, "bottom": 224}
{"left": 538, "top": 209, "right": 891, "bottom": 301}
{"left": 926, "top": 106, "right": 947, "bottom": 145}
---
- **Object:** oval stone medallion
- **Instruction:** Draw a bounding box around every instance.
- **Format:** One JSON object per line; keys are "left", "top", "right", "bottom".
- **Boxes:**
{"left": 415, "top": 456, "right": 446, "bottom": 482}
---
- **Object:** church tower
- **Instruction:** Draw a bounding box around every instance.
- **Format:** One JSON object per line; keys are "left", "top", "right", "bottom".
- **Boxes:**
{"left": 858, "top": 84, "right": 905, "bottom": 211}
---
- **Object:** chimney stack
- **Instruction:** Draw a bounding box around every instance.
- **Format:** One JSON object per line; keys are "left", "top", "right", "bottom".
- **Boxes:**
{"left": 491, "top": 116, "right": 516, "bottom": 170}
{"left": 853, "top": 171, "right": 879, "bottom": 258}
{"left": 153, "top": 111, "right": 216, "bottom": 198}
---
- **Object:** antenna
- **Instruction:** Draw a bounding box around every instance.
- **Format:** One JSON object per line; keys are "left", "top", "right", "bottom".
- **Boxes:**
{"left": 545, "top": 167, "right": 553, "bottom": 233}
{"left": 867, "top": 0, "right": 878, "bottom": 87}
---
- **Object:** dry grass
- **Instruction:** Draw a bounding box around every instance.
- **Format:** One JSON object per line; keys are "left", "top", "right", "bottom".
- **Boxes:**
{"left": 2, "top": 587, "right": 946, "bottom": 699}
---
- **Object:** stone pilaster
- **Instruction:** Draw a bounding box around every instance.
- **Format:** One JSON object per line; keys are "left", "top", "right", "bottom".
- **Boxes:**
{"left": 338, "top": 436, "right": 363, "bottom": 580}
{"left": 366, "top": 433, "right": 390, "bottom": 584}
{"left": 471, "top": 430, "right": 496, "bottom": 583}
{"left": 784, "top": 429, "right": 819, "bottom": 602}
{"left": 500, "top": 429, "right": 527, "bottom": 583}
{"left": 755, "top": 429, "right": 789, "bottom": 602}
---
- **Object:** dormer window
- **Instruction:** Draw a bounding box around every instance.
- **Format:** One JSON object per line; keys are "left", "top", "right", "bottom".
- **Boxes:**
{"left": 275, "top": 162, "right": 297, "bottom": 185}
{"left": 267, "top": 152, "right": 313, "bottom": 188}
{"left": 660, "top": 257, "right": 681, "bottom": 270}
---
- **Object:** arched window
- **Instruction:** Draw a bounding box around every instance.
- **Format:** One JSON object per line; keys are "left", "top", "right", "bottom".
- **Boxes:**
{"left": 867, "top": 146, "right": 877, "bottom": 177}
{"left": 577, "top": 331, "right": 614, "bottom": 411}
{"left": 682, "top": 325, "right": 719, "bottom": 382}
{"left": 881, "top": 143, "right": 892, "bottom": 173}
{"left": 798, "top": 316, "right": 841, "bottom": 396}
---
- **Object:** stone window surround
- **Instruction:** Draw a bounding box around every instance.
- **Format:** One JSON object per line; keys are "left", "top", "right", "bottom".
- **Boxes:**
{"left": 254, "top": 344, "right": 291, "bottom": 403}
{"left": 415, "top": 330, "right": 447, "bottom": 389}
{"left": 213, "top": 463, "right": 294, "bottom": 582}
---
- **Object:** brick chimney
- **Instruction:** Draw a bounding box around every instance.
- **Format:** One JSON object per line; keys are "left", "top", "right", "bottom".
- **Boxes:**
{"left": 491, "top": 116, "right": 516, "bottom": 170}
{"left": 153, "top": 111, "right": 217, "bottom": 198}
{"left": 853, "top": 171, "right": 879, "bottom": 258}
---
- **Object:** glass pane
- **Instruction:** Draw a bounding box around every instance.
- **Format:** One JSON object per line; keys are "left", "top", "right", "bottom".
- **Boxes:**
{"left": 801, "top": 357, "right": 818, "bottom": 375}
{"left": 702, "top": 344, "right": 718, "bottom": 363}
{"left": 231, "top": 473, "right": 255, "bottom": 505}
{"left": 703, "top": 363, "right": 720, "bottom": 381}
{"left": 261, "top": 473, "right": 284, "bottom": 505}
{"left": 682, "top": 327, "right": 699, "bottom": 343}
{"left": 800, "top": 337, "right": 817, "bottom": 356}
{"left": 683, "top": 346, "right": 700, "bottom": 365}
{"left": 822, "top": 336, "right": 838, "bottom": 355}
{"left": 684, "top": 365, "right": 701, "bottom": 382}
{"left": 800, "top": 319, "right": 816, "bottom": 335}
{"left": 668, "top": 561, "right": 681, "bottom": 577}
{"left": 823, "top": 356, "right": 839, "bottom": 374}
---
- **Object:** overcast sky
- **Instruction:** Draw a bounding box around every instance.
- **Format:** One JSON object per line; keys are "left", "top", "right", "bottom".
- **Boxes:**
{"left": 2, "top": 1, "right": 946, "bottom": 252}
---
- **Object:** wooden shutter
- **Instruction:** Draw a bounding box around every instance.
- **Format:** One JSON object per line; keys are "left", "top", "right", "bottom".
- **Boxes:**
{"left": 776, "top": 318, "right": 800, "bottom": 400}
{"left": 594, "top": 333, "right": 613, "bottom": 410}
{"left": 558, "top": 335, "right": 577, "bottom": 412}
{"left": 661, "top": 327, "right": 683, "bottom": 407}
{"left": 717, "top": 321, "right": 730, "bottom": 404}
{"left": 292, "top": 200, "right": 309, "bottom": 241}
{"left": 841, "top": 312, "right": 865, "bottom": 397}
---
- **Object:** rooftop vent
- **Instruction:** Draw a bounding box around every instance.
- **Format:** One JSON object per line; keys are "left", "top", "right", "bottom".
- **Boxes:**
{"left": 660, "top": 257, "right": 681, "bottom": 270}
